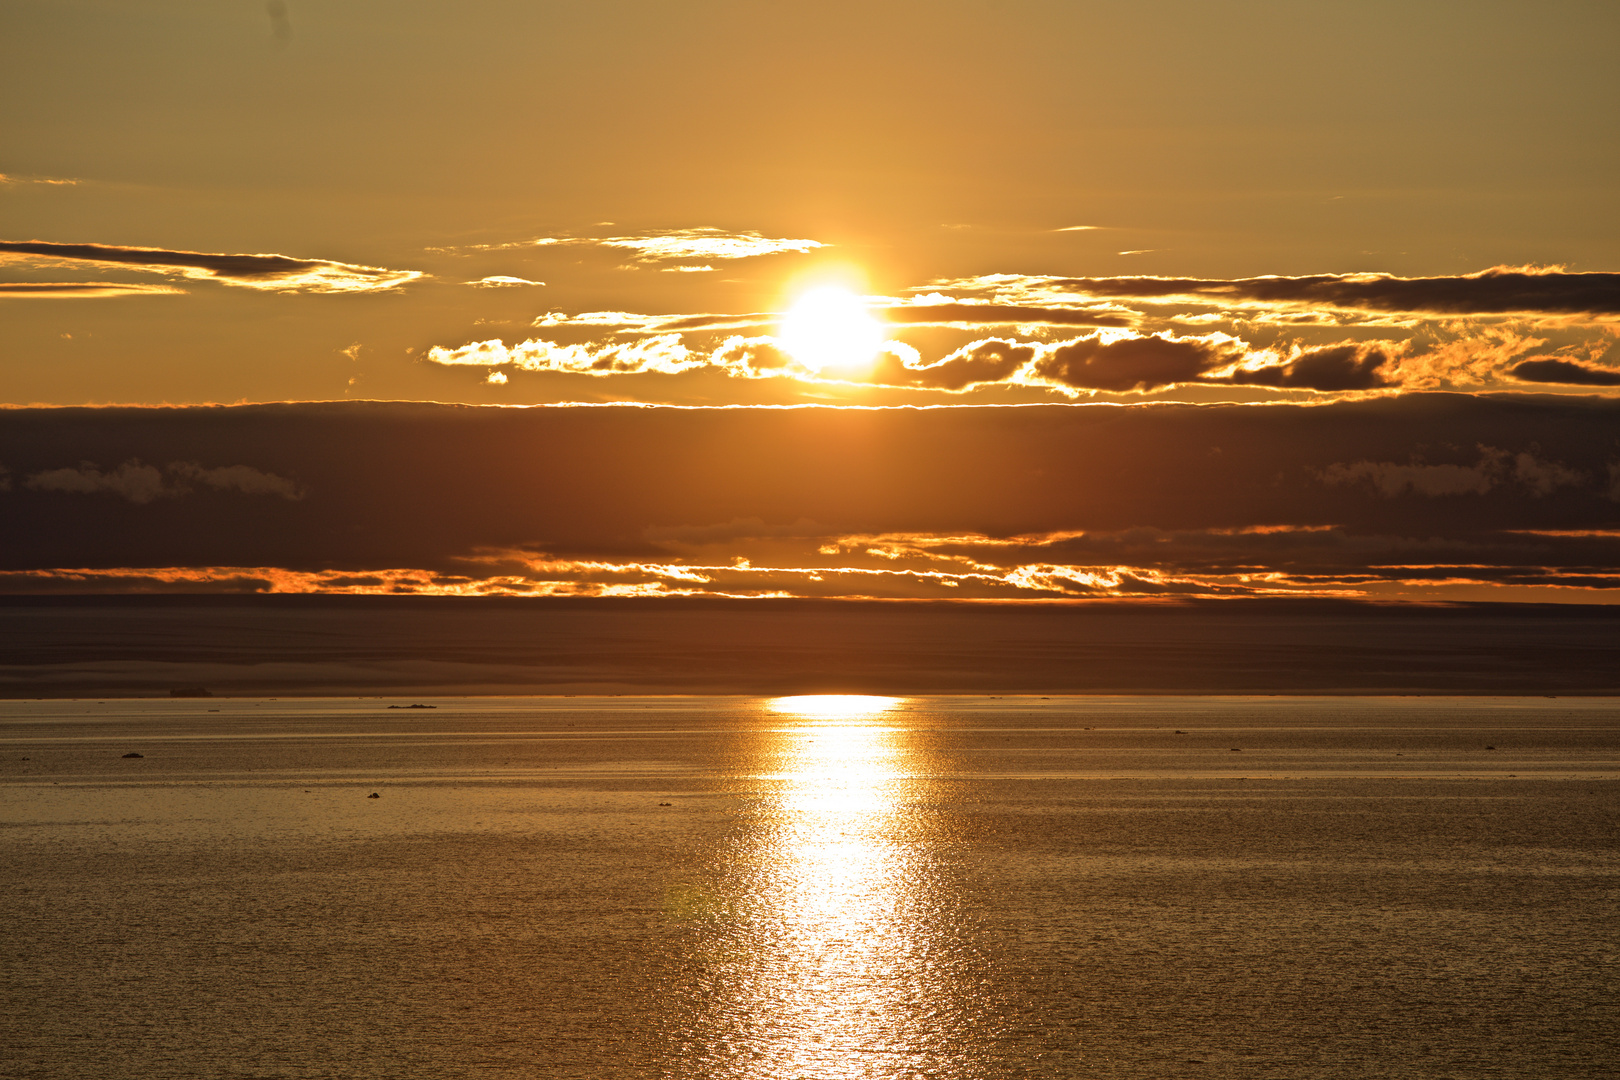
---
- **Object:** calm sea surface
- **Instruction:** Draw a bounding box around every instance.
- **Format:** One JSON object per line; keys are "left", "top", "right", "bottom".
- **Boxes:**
{"left": 2, "top": 696, "right": 1617, "bottom": 1079}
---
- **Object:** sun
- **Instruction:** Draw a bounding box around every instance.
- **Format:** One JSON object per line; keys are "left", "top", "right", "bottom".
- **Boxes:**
{"left": 778, "top": 286, "right": 886, "bottom": 373}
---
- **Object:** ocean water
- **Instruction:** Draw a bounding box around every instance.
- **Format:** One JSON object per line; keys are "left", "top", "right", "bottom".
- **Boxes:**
{"left": 1, "top": 695, "right": 1616, "bottom": 1079}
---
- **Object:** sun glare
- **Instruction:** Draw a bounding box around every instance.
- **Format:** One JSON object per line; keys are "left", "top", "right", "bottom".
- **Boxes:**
{"left": 778, "top": 286, "right": 886, "bottom": 373}
{"left": 767, "top": 694, "right": 903, "bottom": 720}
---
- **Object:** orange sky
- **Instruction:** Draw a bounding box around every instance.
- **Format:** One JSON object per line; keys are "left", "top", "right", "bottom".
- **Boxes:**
{"left": 3, "top": 0, "right": 1617, "bottom": 407}
{"left": 2, "top": 2, "right": 1618, "bottom": 604}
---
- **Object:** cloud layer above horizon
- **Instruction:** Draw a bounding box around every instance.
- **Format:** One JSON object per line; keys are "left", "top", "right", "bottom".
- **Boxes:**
{"left": 3, "top": 396, "right": 1618, "bottom": 604}
{"left": 422, "top": 265, "right": 1620, "bottom": 400}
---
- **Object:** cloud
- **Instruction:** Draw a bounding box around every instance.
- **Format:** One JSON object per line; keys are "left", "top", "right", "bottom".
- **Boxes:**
{"left": 22, "top": 460, "right": 304, "bottom": 503}
{"left": 1229, "top": 343, "right": 1394, "bottom": 391}
{"left": 266, "top": 0, "right": 292, "bottom": 44}
{"left": 1510, "top": 357, "right": 1620, "bottom": 386}
{"left": 533, "top": 311, "right": 682, "bottom": 331}
{"left": 466, "top": 275, "right": 544, "bottom": 288}
{"left": 932, "top": 266, "right": 1620, "bottom": 316}
{"left": 530, "top": 301, "right": 1133, "bottom": 339}
{"left": 1320, "top": 447, "right": 1585, "bottom": 498}
{"left": 880, "top": 302, "right": 1132, "bottom": 328}
{"left": 1320, "top": 459, "right": 1495, "bottom": 498}
{"left": 1026, "top": 331, "right": 1245, "bottom": 393}
{"left": 871, "top": 339, "right": 1035, "bottom": 391}
{"left": 463, "top": 227, "right": 822, "bottom": 266}
{"left": 0, "top": 282, "right": 185, "bottom": 298}
{"left": 426, "top": 334, "right": 699, "bottom": 375}
{"left": 427, "top": 323, "right": 1315, "bottom": 396}
{"left": 0, "top": 239, "right": 422, "bottom": 294}
{"left": 5, "top": 396, "right": 1620, "bottom": 603}
{"left": 0, "top": 174, "right": 79, "bottom": 186}
{"left": 431, "top": 310, "right": 1620, "bottom": 398}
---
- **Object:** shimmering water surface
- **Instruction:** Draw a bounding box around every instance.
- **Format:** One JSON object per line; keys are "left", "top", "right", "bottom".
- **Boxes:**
{"left": 2, "top": 695, "right": 1617, "bottom": 1079}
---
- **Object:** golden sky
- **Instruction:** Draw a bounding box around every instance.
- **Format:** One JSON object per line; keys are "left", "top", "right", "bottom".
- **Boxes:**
{"left": 2, "top": 1, "right": 1619, "bottom": 603}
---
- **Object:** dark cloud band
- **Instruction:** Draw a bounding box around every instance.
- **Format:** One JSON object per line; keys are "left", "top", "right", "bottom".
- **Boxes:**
{"left": 1511, "top": 358, "right": 1620, "bottom": 386}
{"left": 1037, "top": 267, "right": 1620, "bottom": 316}
{"left": 2, "top": 396, "right": 1617, "bottom": 604}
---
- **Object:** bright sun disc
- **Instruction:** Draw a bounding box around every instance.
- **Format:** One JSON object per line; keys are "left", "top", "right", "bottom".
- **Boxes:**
{"left": 779, "top": 286, "right": 885, "bottom": 373}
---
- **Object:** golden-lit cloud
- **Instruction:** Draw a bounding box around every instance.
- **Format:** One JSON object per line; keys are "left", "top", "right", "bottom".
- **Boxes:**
{"left": 0, "top": 174, "right": 79, "bottom": 186}
{"left": 1225, "top": 343, "right": 1395, "bottom": 391}
{"left": 465, "top": 275, "right": 544, "bottom": 288}
{"left": 558, "top": 228, "right": 823, "bottom": 262}
{"left": 401, "top": 259, "right": 1620, "bottom": 403}
{"left": 17, "top": 546, "right": 1617, "bottom": 601}
{"left": 448, "top": 227, "right": 824, "bottom": 268}
{"left": 423, "top": 321, "right": 1587, "bottom": 398}
{"left": 426, "top": 334, "right": 700, "bottom": 375}
{"left": 0, "top": 239, "right": 423, "bottom": 293}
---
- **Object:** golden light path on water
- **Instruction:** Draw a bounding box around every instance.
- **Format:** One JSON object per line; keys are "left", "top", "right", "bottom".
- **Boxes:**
{"left": 667, "top": 695, "right": 991, "bottom": 1078}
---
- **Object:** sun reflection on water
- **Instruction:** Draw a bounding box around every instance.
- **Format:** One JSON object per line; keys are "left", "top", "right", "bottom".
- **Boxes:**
{"left": 663, "top": 696, "right": 988, "bottom": 1078}
{"left": 767, "top": 694, "right": 904, "bottom": 721}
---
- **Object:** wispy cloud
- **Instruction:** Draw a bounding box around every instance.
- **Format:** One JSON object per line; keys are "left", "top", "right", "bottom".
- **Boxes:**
{"left": 0, "top": 174, "right": 79, "bottom": 187}
{"left": 0, "top": 239, "right": 423, "bottom": 294}
{"left": 23, "top": 461, "right": 305, "bottom": 503}
{"left": 446, "top": 227, "right": 823, "bottom": 266}
{"left": 879, "top": 301, "right": 1132, "bottom": 328}
{"left": 529, "top": 301, "right": 1133, "bottom": 338}
{"left": 1320, "top": 447, "right": 1585, "bottom": 499}
{"left": 0, "top": 281, "right": 185, "bottom": 298}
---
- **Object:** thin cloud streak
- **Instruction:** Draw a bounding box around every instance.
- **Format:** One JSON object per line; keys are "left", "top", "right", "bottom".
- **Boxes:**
{"left": 0, "top": 239, "right": 422, "bottom": 293}
{"left": 443, "top": 227, "right": 823, "bottom": 265}
{"left": 931, "top": 266, "right": 1620, "bottom": 316}
{"left": 466, "top": 275, "right": 544, "bottom": 288}
{"left": 0, "top": 282, "right": 185, "bottom": 298}
{"left": 0, "top": 174, "right": 79, "bottom": 186}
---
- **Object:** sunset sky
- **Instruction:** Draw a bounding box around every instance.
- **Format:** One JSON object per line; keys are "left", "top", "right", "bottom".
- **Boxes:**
{"left": 4, "top": 1, "right": 1619, "bottom": 606}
